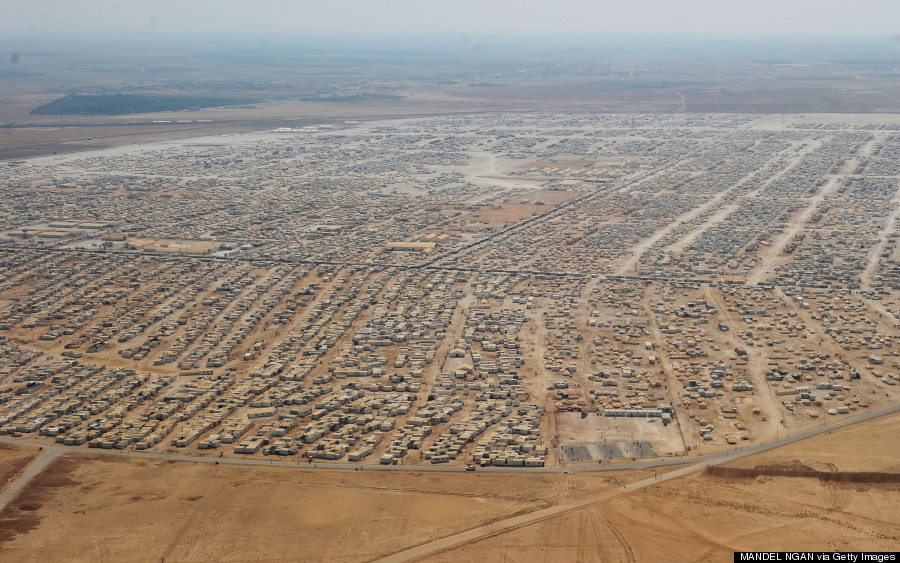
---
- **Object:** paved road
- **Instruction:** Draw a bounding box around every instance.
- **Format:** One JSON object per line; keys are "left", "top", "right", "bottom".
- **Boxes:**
{"left": 0, "top": 401, "right": 897, "bottom": 539}
{"left": 0, "top": 402, "right": 896, "bottom": 480}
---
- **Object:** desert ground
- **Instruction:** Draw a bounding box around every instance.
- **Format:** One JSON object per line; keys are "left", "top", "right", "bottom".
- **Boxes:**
{"left": 4, "top": 35, "right": 900, "bottom": 160}
{"left": 0, "top": 407, "right": 895, "bottom": 561}
{"left": 420, "top": 408, "right": 900, "bottom": 562}
{"left": 2, "top": 35, "right": 900, "bottom": 560}
{"left": 0, "top": 446, "right": 649, "bottom": 562}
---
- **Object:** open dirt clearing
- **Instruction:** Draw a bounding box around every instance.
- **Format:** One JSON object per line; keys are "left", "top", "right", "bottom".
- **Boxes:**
{"left": 0, "top": 444, "right": 39, "bottom": 498}
{"left": 1, "top": 410, "right": 897, "bottom": 562}
{"left": 421, "top": 412, "right": 900, "bottom": 562}
{"left": 0, "top": 453, "right": 647, "bottom": 562}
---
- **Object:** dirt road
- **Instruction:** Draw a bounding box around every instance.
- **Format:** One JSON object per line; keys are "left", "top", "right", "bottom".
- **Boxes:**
{"left": 373, "top": 401, "right": 900, "bottom": 562}
{"left": 0, "top": 446, "right": 60, "bottom": 510}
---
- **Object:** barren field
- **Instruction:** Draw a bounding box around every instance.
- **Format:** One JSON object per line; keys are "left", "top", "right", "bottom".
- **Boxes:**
{"left": 472, "top": 190, "right": 582, "bottom": 225}
{"left": 3, "top": 409, "right": 896, "bottom": 561}
{"left": 127, "top": 239, "right": 223, "bottom": 254}
{"left": 0, "top": 453, "right": 647, "bottom": 562}
{"left": 0, "top": 444, "right": 39, "bottom": 498}
{"left": 423, "top": 410, "right": 900, "bottom": 562}
{"left": 5, "top": 35, "right": 900, "bottom": 164}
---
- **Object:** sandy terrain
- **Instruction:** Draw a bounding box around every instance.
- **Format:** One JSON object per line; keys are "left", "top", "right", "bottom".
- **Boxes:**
{"left": 0, "top": 410, "right": 897, "bottom": 561}
{"left": 128, "top": 239, "right": 222, "bottom": 254}
{"left": 473, "top": 190, "right": 582, "bottom": 225}
{"left": 423, "top": 410, "right": 900, "bottom": 562}
{"left": 0, "top": 454, "right": 648, "bottom": 562}
{"left": 3, "top": 37, "right": 900, "bottom": 561}
{"left": 0, "top": 444, "right": 39, "bottom": 499}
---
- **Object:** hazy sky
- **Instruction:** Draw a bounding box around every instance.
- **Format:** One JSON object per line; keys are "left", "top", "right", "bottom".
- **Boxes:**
{"left": 3, "top": 0, "right": 900, "bottom": 38}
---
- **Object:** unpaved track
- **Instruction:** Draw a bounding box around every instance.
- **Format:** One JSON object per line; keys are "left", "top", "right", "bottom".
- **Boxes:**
{"left": 0, "top": 405, "right": 897, "bottom": 561}
{"left": 374, "top": 460, "right": 704, "bottom": 563}
{"left": 640, "top": 285, "right": 689, "bottom": 451}
{"left": 373, "top": 402, "right": 900, "bottom": 562}
{"left": 0, "top": 446, "right": 60, "bottom": 509}
{"left": 860, "top": 181, "right": 900, "bottom": 289}
{"left": 630, "top": 140, "right": 818, "bottom": 277}
{"left": 701, "top": 285, "right": 781, "bottom": 441}
{"left": 746, "top": 174, "right": 842, "bottom": 285}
